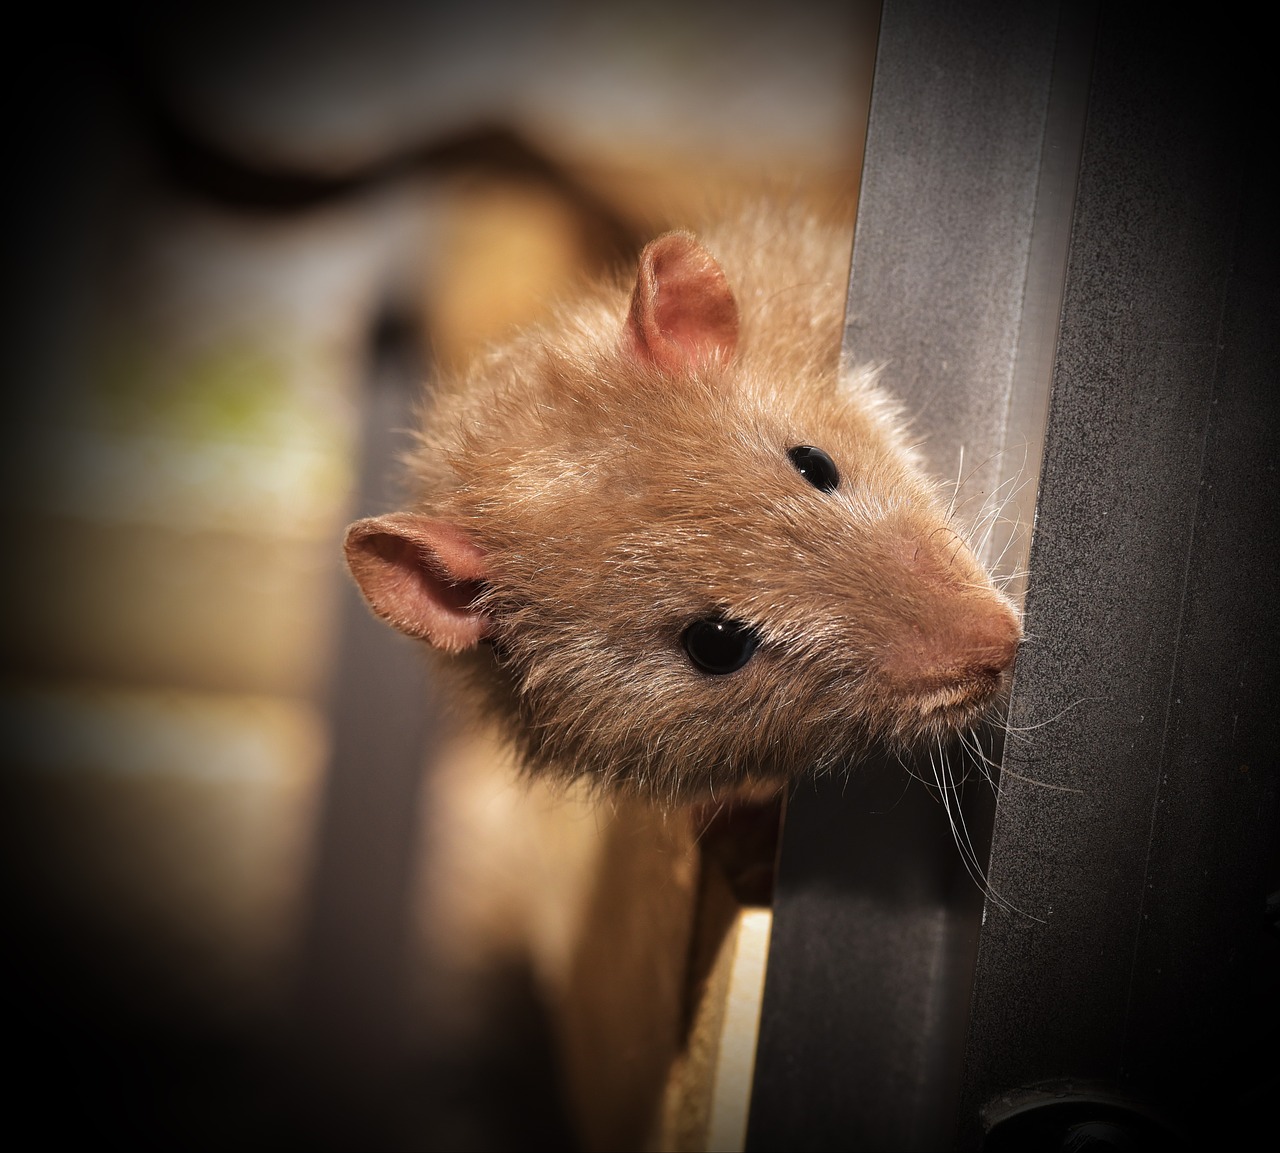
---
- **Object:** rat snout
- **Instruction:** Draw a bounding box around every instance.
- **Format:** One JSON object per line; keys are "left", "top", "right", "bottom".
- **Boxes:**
{"left": 868, "top": 523, "right": 1022, "bottom": 696}
{"left": 878, "top": 592, "right": 1022, "bottom": 694}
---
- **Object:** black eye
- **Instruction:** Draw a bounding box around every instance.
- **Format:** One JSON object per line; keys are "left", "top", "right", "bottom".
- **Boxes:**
{"left": 788, "top": 445, "right": 839, "bottom": 492}
{"left": 683, "top": 617, "right": 760, "bottom": 675}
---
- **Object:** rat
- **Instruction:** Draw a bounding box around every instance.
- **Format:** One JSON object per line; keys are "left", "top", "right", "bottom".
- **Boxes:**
{"left": 344, "top": 197, "right": 1022, "bottom": 801}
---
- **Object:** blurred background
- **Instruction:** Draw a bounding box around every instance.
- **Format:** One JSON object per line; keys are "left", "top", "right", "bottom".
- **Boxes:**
{"left": 1, "top": 2, "right": 876, "bottom": 1147}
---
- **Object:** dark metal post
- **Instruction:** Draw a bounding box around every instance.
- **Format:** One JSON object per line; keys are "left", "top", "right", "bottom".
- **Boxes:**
{"left": 958, "top": 9, "right": 1279, "bottom": 1149}
{"left": 749, "top": 3, "right": 1277, "bottom": 1149}
{"left": 285, "top": 305, "right": 443, "bottom": 1145}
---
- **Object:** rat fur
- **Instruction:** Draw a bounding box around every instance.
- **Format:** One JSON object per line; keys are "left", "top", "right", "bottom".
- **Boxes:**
{"left": 345, "top": 198, "right": 1021, "bottom": 801}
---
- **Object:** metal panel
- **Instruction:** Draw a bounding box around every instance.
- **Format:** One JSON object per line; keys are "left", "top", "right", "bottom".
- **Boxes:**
{"left": 748, "top": 3, "right": 1092, "bottom": 1148}
{"left": 286, "top": 307, "right": 444, "bottom": 1145}
{"left": 750, "top": 3, "right": 1278, "bottom": 1150}
{"left": 958, "top": 9, "right": 1279, "bottom": 1148}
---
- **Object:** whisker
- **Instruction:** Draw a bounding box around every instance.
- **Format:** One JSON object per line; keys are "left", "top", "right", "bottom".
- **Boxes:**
{"left": 1003, "top": 695, "right": 1105, "bottom": 734}
{"left": 922, "top": 736, "right": 1046, "bottom": 922}
{"left": 995, "top": 766, "right": 1084, "bottom": 794}
{"left": 945, "top": 445, "right": 965, "bottom": 522}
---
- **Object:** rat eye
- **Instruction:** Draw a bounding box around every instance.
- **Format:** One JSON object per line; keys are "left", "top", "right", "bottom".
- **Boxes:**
{"left": 788, "top": 445, "right": 839, "bottom": 492}
{"left": 683, "top": 617, "right": 760, "bottom": 675}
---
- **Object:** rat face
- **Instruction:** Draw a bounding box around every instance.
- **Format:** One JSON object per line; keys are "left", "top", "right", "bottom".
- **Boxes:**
{"left": 345, "top": 228, "right": 1021, "bottom": 798}
{"left": 681, "top": 446, "right": 838, "bottom": 671}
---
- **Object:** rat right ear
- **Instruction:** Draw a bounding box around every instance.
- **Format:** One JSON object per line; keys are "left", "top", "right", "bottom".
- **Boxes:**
{"left": 344, "top": 513, "right": 492, "bottom": 652}
{"left": 623, "top": 231, "right": 739, "bottom": 373}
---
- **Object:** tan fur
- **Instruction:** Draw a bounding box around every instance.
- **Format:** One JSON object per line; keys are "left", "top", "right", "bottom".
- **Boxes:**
{"left": 346, "top": 198, "right": 1021, "bottom": 801}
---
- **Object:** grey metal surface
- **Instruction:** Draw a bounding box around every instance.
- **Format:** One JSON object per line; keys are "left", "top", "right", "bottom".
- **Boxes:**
{"left": 958, "top": 10, "right": 1279, "bottom": 1146}
{"left": 841, "top": 3, "right": 1067, "bottom": 550}
{"left": 748, "top": 3, "right": 1093, "bottom": 1148}
{"left": 286, "top": 307, "right": 444, "bottom": 1144}
{"left": 750, "top": 2, "right": 1278, "bottom": 1149}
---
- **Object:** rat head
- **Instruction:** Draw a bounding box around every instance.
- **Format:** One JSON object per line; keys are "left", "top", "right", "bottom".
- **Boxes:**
{"left": 345, "top": 228, "right": 1022, "bottom": 799}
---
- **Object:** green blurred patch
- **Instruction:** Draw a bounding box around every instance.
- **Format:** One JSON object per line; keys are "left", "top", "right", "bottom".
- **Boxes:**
{"left": 88, "top": 329, "right": 339, "bottom": 450}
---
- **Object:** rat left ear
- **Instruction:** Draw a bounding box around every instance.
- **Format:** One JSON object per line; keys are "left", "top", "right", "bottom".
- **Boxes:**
{"left": 344, "top": 513, "right": 492, "bottom": 652}
{"left": 623, "top": 231, "right": 739, "bottom": 373}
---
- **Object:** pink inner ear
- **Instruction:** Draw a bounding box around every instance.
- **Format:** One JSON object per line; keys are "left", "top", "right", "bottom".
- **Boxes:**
{"left": 344, "top": 514, "right": 491, "bottom": 652}
{"left": 624, "top": 231, "right": 739, "bottom": 373}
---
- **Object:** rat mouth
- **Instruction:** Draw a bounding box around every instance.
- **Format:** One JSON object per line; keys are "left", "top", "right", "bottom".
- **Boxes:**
{"left": 888, "top": 673, "right": 1010, "bottom": 747}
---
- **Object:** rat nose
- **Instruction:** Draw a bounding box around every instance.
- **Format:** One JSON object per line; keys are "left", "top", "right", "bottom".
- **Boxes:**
{"left": 865, "top": 520, "right": 1023, "bottom": 692}
{"left": 965, "top": 599, "right": 1022, "bottom": 673}
{"left": 969, "top": 614, "right": 1021, "bottom": 680}
{"left": 879, "top": 593, "right": 1022, "bottom": 692}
